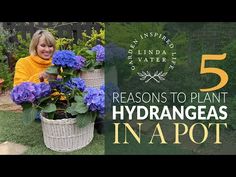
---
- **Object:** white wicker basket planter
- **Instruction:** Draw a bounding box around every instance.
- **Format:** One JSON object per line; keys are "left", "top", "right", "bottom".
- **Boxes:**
{"left": 41, "top": 114, "right": 94, "bottom": 152}
{"left": 80, "top": 68, "right": 104, "bottom": 89}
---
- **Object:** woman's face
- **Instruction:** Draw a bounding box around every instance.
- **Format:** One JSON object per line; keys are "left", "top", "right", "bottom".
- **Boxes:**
{"left": 36, "top": 36, "right": 54, "bottom": 60}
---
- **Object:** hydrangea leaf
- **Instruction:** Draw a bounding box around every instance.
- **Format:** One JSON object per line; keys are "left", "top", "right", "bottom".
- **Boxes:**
{"left": 76, "top": 112, "right": 93, "bottom": 128}
{"left": 42, "top": 103, "right": 57, "bottom": 113}
{"left": 47, "top": 112, "right": 55, "bottom": 119}
{"left": 22, "top": 103, "right": 37, "bottom": 125}
{"left": 75, "top": 102, "right": 88, "bottom": 113}
{"left": 46, "top": 65, "right": 59, "bottom": 75}
{"left": 86, "top": 50, "right": 96, "bottom": 57}
{"left": 37, "top": 95, "right": 51, "bottom": 105}
{"left": 74, "top": 95, "right": 84, "bottom": 103}
{"left": 66, "top": 103, "right": 78, "bottom": 116}
{"left": 62, "top": 67, "right": 74, "bottom": 75}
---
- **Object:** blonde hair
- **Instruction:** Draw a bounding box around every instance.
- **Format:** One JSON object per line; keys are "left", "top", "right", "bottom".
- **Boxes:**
{"left": 29, "top": 29, "right": 56, "bottom": 55}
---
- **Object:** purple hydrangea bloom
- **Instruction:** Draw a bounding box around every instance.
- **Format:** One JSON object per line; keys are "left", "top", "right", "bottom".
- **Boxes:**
{"left": 74, "top": 56, "right": 85, "bottom": 70}
{"left": 91, "top": 44, "right": 105, "bottom": 62}
{"left": 49, "top": 78, "right": 63, "bottom": 90}
{"left": 100, "top": 84, "right": 105, "bottom": 91}
{"left": 11, "top": 82, "right": 52, "bottom": 105}
{"left": 52, "top": 50, "right": 82, "bottom": 70}
{"left": 34, "top": 82, "right": 51, "bottom": 99}
{"left": 65, "top": 78, "right": 86, "bottom": 92}
{"left": 84, "top": 87, "right": 105, "bottom": 116}
{"left": 10, "top": 82, "right": 37, "bottom": 105}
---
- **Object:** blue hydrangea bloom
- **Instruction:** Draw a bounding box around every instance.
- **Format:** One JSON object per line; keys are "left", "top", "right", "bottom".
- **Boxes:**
{"left": 34, "top": 82, "right": 51, "bottom": 99}
{"left": 49, "top": 78, "right": 63, "bottom": 90}
{"left": 91, "top": 44, "right": 105, "bottom": 62}
{"left": 10, "top": 82, "right": 37, "bottom": 105}
{"left": 52, "top": 50, "right": 84, "bottom": 70}
{"left": 100, "top": 84, "right": 105, "bottom": 91}
{"left": 75, "top": 56, "right": 85, "bottom": 70}
{"left": 65, "top": 78, "right": 86, "bottom": 92}
{"left": 11, "top": 82, "right": 52, "bottom": 105}
{"left": 84, "top": 87, "right": 105, "bottom": 116}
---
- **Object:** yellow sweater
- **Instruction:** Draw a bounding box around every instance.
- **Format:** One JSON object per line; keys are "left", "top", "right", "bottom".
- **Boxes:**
{"left": 13, "top": 55, "right": 52, "bottom": 86}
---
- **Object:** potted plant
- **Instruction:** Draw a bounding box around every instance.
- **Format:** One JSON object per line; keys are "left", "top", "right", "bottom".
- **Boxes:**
{"left": 10, "top": 50, "right": 105, "bottom": 152}
{"left": 76, "top": 44, "right": 105, "bottom": 89}
{"left": 70, "top": 23, "right": 105, "bottom": 89}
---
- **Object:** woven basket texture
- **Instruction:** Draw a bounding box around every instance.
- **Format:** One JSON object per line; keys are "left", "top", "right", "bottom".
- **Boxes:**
{"left": 41, "top": 115, "right": 94, "bottom": 152}
{"left": 80, "top": 69, "right": 104, "bottom": 89}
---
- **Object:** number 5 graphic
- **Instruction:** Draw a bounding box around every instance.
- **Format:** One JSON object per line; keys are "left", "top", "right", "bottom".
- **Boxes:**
{"left": 200, "top": 53, "right": 228, "bottom": 92}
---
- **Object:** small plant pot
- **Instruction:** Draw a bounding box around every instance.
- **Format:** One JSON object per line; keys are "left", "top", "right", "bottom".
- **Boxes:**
{"left": 80, "top": 68, "right": 104, "bottom": 89}
{"left": 41, "top": 114, "right": 94, "bottom": 152}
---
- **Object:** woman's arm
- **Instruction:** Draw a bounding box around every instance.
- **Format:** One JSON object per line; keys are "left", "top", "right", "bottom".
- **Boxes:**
{"left": 13, "top": 59, "right": 41, "bottom": 86}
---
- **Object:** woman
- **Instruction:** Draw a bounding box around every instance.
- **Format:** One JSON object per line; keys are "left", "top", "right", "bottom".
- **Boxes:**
{"left": 13, "top": 29, "right": 56, "bottom": 121}
{"left": 13, "top": 29, "right": 56, "bottom": 86}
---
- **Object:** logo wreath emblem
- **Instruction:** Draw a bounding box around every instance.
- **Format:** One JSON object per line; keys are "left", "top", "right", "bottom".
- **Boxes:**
{"left": 137, "top": 71, "right": 167, "bottom": 83}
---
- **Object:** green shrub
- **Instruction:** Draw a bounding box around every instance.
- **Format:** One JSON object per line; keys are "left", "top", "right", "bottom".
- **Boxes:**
{"left": 14, "top": 32, "right": 31, "bottom": 60}
{"left": 72, "top": 22, "right": 105, "bottom": 55}
{"left": 0, "top": 27, "right": 14, "bottom": 91}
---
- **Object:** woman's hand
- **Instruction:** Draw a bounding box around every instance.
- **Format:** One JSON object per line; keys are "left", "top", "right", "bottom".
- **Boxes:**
{"left": 39, "top": 72, "right": 57, "bottom": 82}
